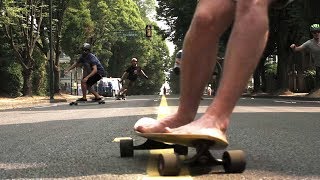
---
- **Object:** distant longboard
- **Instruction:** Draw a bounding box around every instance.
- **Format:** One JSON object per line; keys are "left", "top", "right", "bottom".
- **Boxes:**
{"left": 116, "top": 94, "right": 126, "bottom": 100}
{"left": 69, "top": 98, "right": 105, "bottom": 106}
{"left": 119, "top": 131, "right": 246, "bottom": 176}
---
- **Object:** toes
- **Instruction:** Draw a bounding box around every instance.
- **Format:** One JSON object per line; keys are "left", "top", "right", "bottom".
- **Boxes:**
{"left": 164, "top": 127, "right": 172, "bottom": 133}
{"left": 134, "top": 117, "right": 157, "bottom": 129}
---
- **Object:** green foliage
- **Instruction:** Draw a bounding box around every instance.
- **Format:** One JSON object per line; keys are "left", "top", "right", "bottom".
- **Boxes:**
{"left": 303, "top": 69, "right": 316, "bottom": 78}
{"left": 156, "top": 0, "right": 197, "bottom": 47}
{"left": 265, "top": 61, "right": 277, "bottom": 76}
{"left": 32, "top": 48, "right": 48, "bottom": 95}
{"left": 132, "top": 0, "right": 156, "bottom": 21}
{"left": 0, "top": 0, "right": 171, "bottom": 96}
{"left": 0, "top": 60, "right": 23, "bottom": 97}
{"left": 1, "top": 0, "right": 46, "bottom": 96}
{"left": 61, "top": 0, "right": 94, "bottom": 59}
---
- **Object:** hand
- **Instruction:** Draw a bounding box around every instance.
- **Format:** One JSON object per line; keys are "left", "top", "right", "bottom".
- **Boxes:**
{"left": 82, "top": 77, "right": 88, "bottom": 83}
{"left": 290, "top": 44, "right": 296, "bottom": 49}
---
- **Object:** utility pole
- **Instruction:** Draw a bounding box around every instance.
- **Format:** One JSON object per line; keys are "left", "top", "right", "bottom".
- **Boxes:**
{"left": 49, "top": 0, "right": 54, "bottom": 101}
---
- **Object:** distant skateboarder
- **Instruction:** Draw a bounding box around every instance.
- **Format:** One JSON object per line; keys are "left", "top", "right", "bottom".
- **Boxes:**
{"left": 116, "top": 58, "right": 148, "bottom": 100}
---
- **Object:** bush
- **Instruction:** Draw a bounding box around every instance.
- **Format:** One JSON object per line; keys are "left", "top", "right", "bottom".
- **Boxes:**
{"left": 0, "top": 61, "right": 23, "bottom": 97}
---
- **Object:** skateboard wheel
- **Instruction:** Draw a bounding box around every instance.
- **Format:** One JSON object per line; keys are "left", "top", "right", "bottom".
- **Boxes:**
{"left": 74, "top": 102, "right": 78, "bottom": 106}
{"left": 174, "top": 145, "right": 188, "bottom": 155}
{"left": 120, "top": 139, "right": 134, "bottom": 157}
{"left": 101, "top": 101, "right": 105, "bottom": 104}
{"left": 69, "top": 102, "right": 73, "bottom": 106}
{"left": 158, "top": 154, "right": 181, "bottom": 176}
{"left": 222, "top": 150, "right": 246, "bottom": 173}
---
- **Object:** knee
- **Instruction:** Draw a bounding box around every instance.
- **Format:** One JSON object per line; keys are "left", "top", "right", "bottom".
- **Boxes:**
{"left": 235, "top": 0, "right": 271, "bottom": 28}
{"left": 191, "top": 2, "right": 234, "bottom": 36}
{"left": 193, "top": 10, "right": 216, "bottom": 29}
{"left": 237, "top": 0, "right": 270, "bottom": 16}
{"left": 192, "top": 8, "right": 226, "bottom": 35}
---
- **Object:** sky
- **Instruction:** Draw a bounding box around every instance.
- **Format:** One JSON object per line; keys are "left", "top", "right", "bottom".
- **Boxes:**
{"left": 157, "top": 21, "right": 175, "bottom": 56}
{"left": 149, "top": 1, "right": 175, "bottom": 56}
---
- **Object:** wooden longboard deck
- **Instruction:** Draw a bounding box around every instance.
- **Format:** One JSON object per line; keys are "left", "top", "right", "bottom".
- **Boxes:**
{"left": 75, "top": 98, "right": 105, "bottom": 103}
{"left": 76, "top": 100, "right": 104, "bottom": 103}
{"left": 136, "top": 131, "right": 228, "bottom": 150}
{"left": 70, "top": 99, "right": 105, "bottom": 105}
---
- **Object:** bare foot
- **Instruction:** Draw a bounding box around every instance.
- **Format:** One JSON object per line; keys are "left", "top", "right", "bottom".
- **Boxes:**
{"left": 134, "top": 113, "right": 193, "bottom": 133}
{"left": 165, "top": 114, "right": 229, "bottom": 142}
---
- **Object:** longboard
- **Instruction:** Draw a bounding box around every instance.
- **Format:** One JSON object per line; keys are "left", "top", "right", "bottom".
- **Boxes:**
{"left": 119, "top": 131, "right": 246, "bottom": 176}
{"left": 69, "top": 98, "right": 105, "bottom": 106}
{"left": 135, "top": 131, "right": 228, "bottom": 150}
{"left": 116, "top": 94, "right": 126, "bottom": 100}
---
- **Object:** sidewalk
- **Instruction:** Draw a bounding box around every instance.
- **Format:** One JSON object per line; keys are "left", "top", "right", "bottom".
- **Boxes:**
{"left": 242, "top": 91, "right": 320, "bottom": 101}
{"left": 0, "top": 93, "right": 80, "bottom": 110}
{"left": 1, "top": 92, "right": 319, "bottom": 111}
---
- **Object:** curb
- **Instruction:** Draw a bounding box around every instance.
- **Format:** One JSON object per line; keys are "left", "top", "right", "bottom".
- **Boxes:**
{"left": 242, "top": 94, "right": 320, "bottom": 101}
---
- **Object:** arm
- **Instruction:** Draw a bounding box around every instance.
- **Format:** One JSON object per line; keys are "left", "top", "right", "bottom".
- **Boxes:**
{"left": 65, "top": 62, "right": 80, "bottom": 73}
{"left": 140, "top": 69, "right": 148, "bottom": 79}
{"left": 290, "top": 43, "right": 305, "bottom": 52}
{"left": 120, "top": 72, "right": 128, "bottom": 82}
{"left": 82, "top": 65, "right": 98, "bottom": 82}
{"left": 175, "top": 58, "right": 181, "bottom": 65}
{"left": 86, "top": 65, "right": 98, "bottom": 78}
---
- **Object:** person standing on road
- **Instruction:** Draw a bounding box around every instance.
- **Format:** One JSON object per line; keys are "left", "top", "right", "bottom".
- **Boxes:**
{"left": 134, "top": 0, "right": 295, "bottom": 143}
{"left": 65, "top": 43, "right": 106, "bottom": 101}
{"left": 290, "top": 24, "right": 320, "bottom": 88}
{"left": 116, "top": 58, "right": 148, "bottom": 99}
{"left": 173, "top": 49, "right": 183, "bottom": 75}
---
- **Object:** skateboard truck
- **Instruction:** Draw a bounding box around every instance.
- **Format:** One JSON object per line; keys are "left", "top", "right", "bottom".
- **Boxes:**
{"left": 119, "top": 138, "right": 188, "bottom": 158}
{"left": 120, "top": 138, "right": 246, "bottom": 176}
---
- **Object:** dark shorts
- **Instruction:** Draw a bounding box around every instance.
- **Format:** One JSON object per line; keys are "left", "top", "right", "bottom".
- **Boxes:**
{"left": 173, "top": 67, "right": 180, "bottom": 75}
{"left": 86, "top": 74, "right": 102, "bottom": 87}
{"left": 123, "top": 79, "right": 135, "bottom": 89}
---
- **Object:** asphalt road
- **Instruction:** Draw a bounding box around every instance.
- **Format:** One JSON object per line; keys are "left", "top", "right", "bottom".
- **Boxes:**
{"left": 0, "top": 95, "right": 319, "bottom": 179}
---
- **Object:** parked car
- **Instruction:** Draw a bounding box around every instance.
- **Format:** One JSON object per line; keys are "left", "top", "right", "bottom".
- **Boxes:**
{"left": 96, "top": 77, "right": 122, "bottom": 97}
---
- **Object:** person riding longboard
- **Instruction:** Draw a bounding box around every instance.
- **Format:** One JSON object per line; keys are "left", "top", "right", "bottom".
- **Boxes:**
{"left": 65, "top": 43, "right": 106, "bottom": 102}
{"left": 116, "top": 58, "right": 148, "bottom": 100}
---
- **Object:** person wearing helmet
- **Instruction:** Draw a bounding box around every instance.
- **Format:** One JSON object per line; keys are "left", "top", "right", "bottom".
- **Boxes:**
{"left": 134, "top": 0, "right": 294, "bottom": 144}
{"left": 290, "top": 24, "right": 320, "bottom": 88}
{"left": 173, "top": 50, "right": 183, "bottom": 75}
{"left": 65, "top": 43, "right": 106, "bottom": 101}
{"left": 116, "top": 57, "right": 148, "bottom": 100}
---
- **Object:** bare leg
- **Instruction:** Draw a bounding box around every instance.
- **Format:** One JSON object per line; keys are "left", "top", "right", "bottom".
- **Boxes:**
{"left": 167, "top": 0, "right": 272, "bottom": 140}
{"left": 81, "top": 81, "right": 87, "bottom": 99}
{"left": 89, "top": 88, "right": 101, "bottom": 99}
{"left": 134, "top": 0, "right": 235, "bottom": 133}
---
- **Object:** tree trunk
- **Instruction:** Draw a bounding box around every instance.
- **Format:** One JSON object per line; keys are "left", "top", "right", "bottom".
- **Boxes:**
{"left": 253, "top": 59, "right": 265, "bottom": 92}
{"left": 22, "top": 68, "right": 33, "bottom": 96}
{"left": 277, "top": 51, "right": 291, "bottom": 92}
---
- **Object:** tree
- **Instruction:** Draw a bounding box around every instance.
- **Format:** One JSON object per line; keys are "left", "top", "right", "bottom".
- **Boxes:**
{"left": 132, "top": 0, "right": 156, "bottom": 21}
{"left": 61, "top": 0, "right": 94, "bottom": 60}
{"left": 156, "top": 0, "right": 197, "bottom": 48}
{"left": 1, "top": 0, "right": 45, "bottom": 96}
